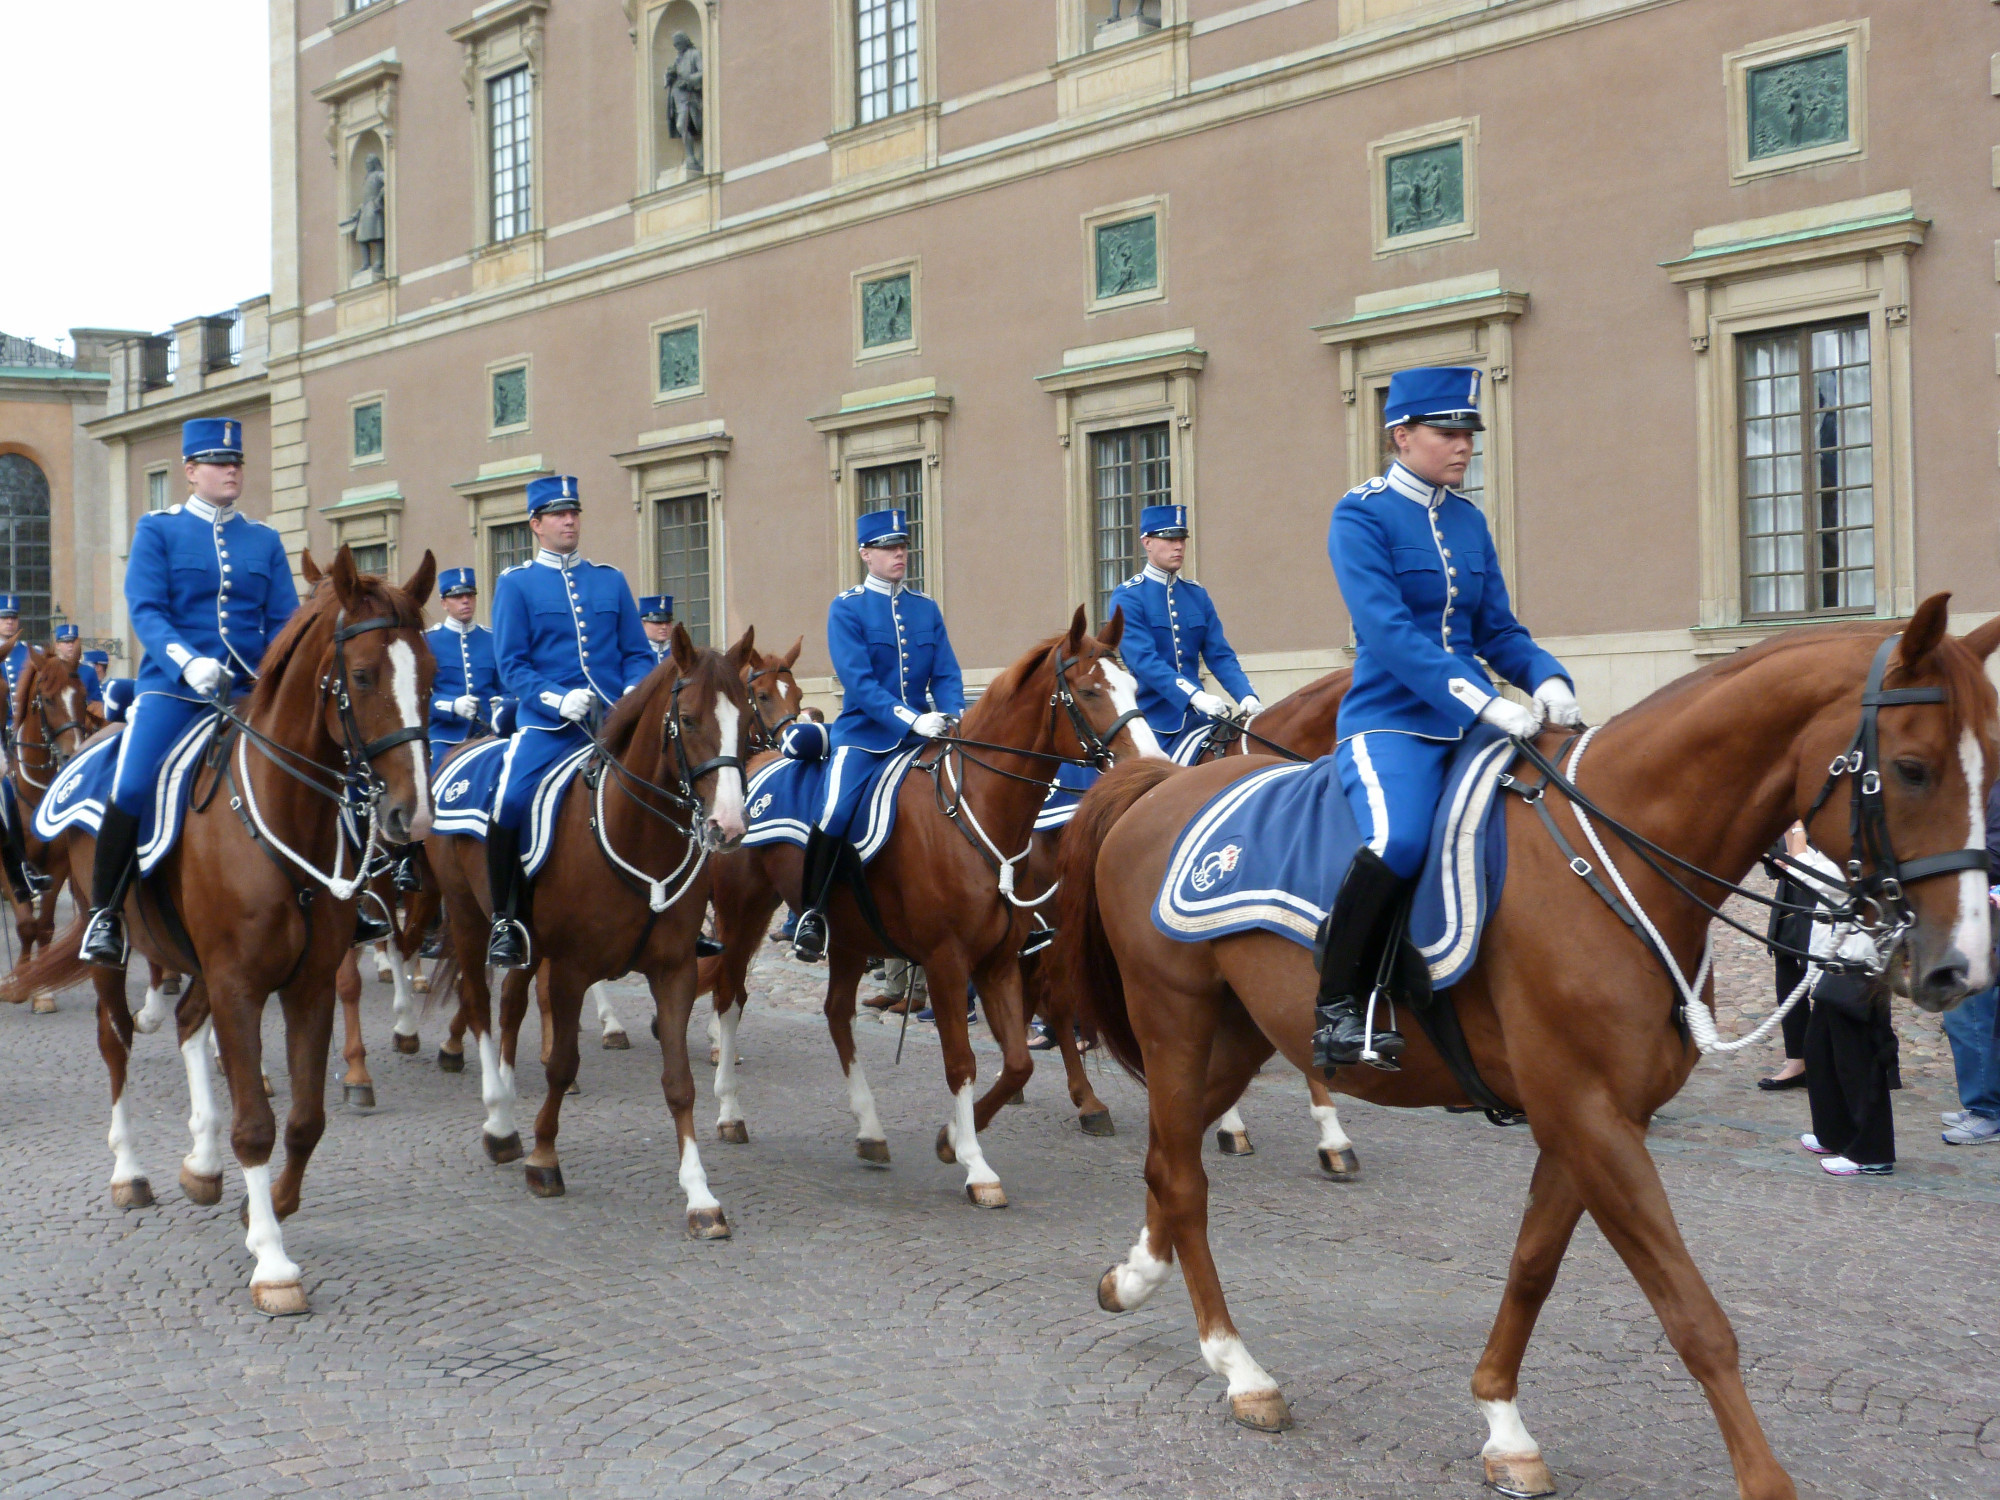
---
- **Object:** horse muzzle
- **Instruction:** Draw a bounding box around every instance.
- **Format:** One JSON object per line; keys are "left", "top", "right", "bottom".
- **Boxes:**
{"left": 703, "top": 816, "right": 743, "bottom": 853}
{"left": 381, "top": 802, "right": 431, "bottom": 846}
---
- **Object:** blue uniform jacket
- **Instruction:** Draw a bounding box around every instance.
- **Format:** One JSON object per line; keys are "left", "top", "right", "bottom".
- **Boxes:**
{"left": 104, "top": 679, "right": 137, "bottom": 723}
{"left": 826, "top": 578, "right": 966, "bottom": 754}
{"left": 490, "top": 551, "right": 655, "bottom": 730}
{"left": 1329, "top": 461, "right": 1568, "bottom": 742}
{"left": 125, "top": 498, "right": 300, "bottom": 696}
{"left": 76, "top": 661, "right": 102, "bottom": 706}
{"left": 424, "top": 620, "right": 514, "bottom": 745}
{"left": 0, "top": 642, "right": 30, "bottom": 730}
{"left": 1107, "top": 566, "right": 1256, "bottom": 738}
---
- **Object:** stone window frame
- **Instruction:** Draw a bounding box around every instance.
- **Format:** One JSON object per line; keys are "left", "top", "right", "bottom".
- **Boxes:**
{"left": 450, "top": 460, "right": 552, "bottom": 626}
{"left": 825, "top": 0, "right": 938, "bottom": 189}
{"left": 450, "top": 0, "right": 548, "bottom": 256}
{"left": 809, "top": 382, "right": 951, "bottom": 604}
{"left": 486, "top": 354, "right": 533, "bottom": 438}
{"left": 311, "top": 54, "right": 401, "bottom": 327}
{"left": 349, "top": 390, "right": 386, "bottom": 468}
{"left": 852, "top": 256, "right": 922, "bottom": 365}
{"left": 317, "top": 481, "right": 405, "bottom": 582}
{"left": 1664, "top": 192, "right": 1925, "bottom": 642}
{"left": 634, "top": 0, "right": 717, "bottom": 193}
{"left": 1368, "top": 116, "right": 1479, "bottom": 260}
{"left": 144, "top": 464, "right": 172, "bottom": 514}
{"left": 649, "top": 310, "right": 706, "bottom": 405}
{"left": 1083, "top": 195, "right": 1168, "bottom": 316}
{"left": 614, "top": 421, "right": 732, "bottom": 644}
{"left": 1724, "top": 20, "right": 1868, "bottom": 185}
{"left": 1035, "top": 331, "right": 1203, "bottom": 619}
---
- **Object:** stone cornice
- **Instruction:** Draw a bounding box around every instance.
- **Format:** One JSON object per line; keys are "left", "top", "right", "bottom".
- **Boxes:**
{"left": 807, "top": 393, "right": 951, "bottom": 435}
{"left": 1661, "top": 210, "right": 1928, "bottom": 286}
{"left": 84, "top": 376, "right": 271, "bottom": 442}
{"left": 310, "top": 52, "right": 401, "bottom": 105}
{"left": 445, "top": 0, "right": 548, "bottom": 47}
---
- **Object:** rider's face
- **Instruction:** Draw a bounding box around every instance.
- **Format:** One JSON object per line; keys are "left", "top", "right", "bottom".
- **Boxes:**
{"left": 443, "top": 592, "right": 477, "bottom": 622}
{"left": 860, "top": 544, "right": 907, "bottom": 583}
{"left": 54, "top": 640, "right": 80, "bottom": 663}
{"left": 1392, "top": 423, "right": 1475, "bottom": 488}
{"left": 184, "top": 459, "right": 244, "bottom": 506}
{"left": 1141, "top": 535, "right": 1185, "bottom": 573}
{"left": 0, "top": 618, "right": 18, "bottom": 645}
{"left": 529, "top": 507, "right": 581, "bottom": 554}
{"left": 643, "top": 620, "right": 673, "bottom": 642}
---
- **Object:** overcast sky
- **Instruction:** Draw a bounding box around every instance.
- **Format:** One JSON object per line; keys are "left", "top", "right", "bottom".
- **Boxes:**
{"left": 1, "top": 1, "right": 272, "bottom": 352}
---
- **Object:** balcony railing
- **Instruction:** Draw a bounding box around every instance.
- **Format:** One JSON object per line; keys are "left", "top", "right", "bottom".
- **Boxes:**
{"left": 0, "top": 334, "right": 73, "bottom": 370}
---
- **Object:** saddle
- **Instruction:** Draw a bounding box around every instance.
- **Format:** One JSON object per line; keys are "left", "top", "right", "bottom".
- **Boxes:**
{"left": 429, "top": 737, "right": 591, "bottom": 876}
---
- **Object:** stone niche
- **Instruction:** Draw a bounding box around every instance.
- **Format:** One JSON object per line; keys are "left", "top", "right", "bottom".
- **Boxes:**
{"left": 648, "top": 0, "right": 706, "bottom": 189}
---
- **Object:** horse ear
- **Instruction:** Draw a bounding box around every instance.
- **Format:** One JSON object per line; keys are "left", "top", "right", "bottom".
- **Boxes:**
{"left": 402, "top": 550, "right": 437, "bottom": 609}
{"left": 1097, "top": 606, "right": 1126, "bottom": 651}
{"left": 329, "top": 545, "right": 361, "bottom": 609}
{"left": 1960, "top": 612, "right": 2000, "bottom": 663}
{"left": 781, "top": 635, "right": 803, "bottom": 671}
{"left": 1897, "top": 592, "right": 1952, "bottom": 674}
{"left": 670, "top": 620, "right": 700, "bottom": 675}
{"left": 723, "top": 624, "right": 756, "bottom": 676}
{"left": 1065, "top": 604, "right": 1088, "bottom": 656}
{"left": 300, "top": 550, "right": 324, "bottom": 586}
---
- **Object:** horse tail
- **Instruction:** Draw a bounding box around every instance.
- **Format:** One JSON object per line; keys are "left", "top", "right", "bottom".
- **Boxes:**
{"left": 1, "top": 912, "right": 93, "bottom": 1003}
{"left": 425, "top": 951, "right": 460, "bottom": 1019}
{"left": 1054, "top": 760, "right": 1179, "bottom": 1082}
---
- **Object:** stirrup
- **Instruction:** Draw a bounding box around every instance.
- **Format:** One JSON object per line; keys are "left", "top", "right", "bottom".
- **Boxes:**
{"left": 487, "top": 915, "right": 531, "bottom": 970}
{"left": 791, "top": 909, "right": 828, "bottom": 963}
{"left": 695, "top": 934, "right": 725, "bottom": 959}
{"left": 352, "top": 892, "right": 394, "bottom": 947}
{"left": 79, "top": 907, "right": 129, "bottom": 968}
{"left": 392, "top": 854, "right": 422, "bottom": 893}
{"left": 22, "top": 866, "right": 51, "bottom": 897}
{"left": 1019, "top": 923, "right": 1057, "bottom": 958}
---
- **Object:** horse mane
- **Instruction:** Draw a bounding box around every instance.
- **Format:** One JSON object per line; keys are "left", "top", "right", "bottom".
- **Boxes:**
{"left": 599, "top": 657, "right": 680, "bottom": 755}
{"left": 958, "top": 634, "right": 1062, "bottom": 736}
{"left": 249, "top": 573, "right": 427, "bottom": 717}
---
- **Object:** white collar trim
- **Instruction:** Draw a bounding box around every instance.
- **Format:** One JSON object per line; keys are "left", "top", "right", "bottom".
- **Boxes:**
{"left": 1384, "top": 461, "right": 1454, "bottom": 508}
{"left": 1142, "top": 563, "right": 1180, "bottom": 586}
{"left": 535, "top": 548, "right": 577, "bottom": 570}
{"left": 862, "top": 574, "right": 902, "bottom": 597}
{"left": 185, "top": 497, "right": 236, "bottom": 524}
{"left": 443, "top": 617, "right": 474, "bottom": 635}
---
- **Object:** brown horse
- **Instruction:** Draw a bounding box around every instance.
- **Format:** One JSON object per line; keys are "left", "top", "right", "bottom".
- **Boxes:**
{"left": 1055, "top": 599, "right": 1999, "bottom": 1498}
{"left": 700, "top": 608, "right": 1153, "bottom": 1207}
{"left": 7, "top": 646, "right": 89, "bottom": 1000}
{"left": 332, "top": 872, "right": 435, "bottom": 1109}
{"left": 4, "top": 547, "right": 438, "bottom": 1316}
{"left": 425, "top": 624, "right": 753, "bottom": 1233}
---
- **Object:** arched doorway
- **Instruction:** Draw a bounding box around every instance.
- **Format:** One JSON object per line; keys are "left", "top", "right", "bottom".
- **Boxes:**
{"left": 0, "top": 453, "right": 53, "bottom": 641}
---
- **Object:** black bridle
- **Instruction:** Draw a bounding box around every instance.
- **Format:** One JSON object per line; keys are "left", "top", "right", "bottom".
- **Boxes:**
{"left": 586, "top": 669, "right": 746, "bottom": 846}
{"left": 744, "top": 663, "right": 803, "bottom": 752}
{"left": 1050, "top": 649, "right": 1146, "bottom": 772}
{"left": 11, "top": 681, "right": 89, "bottom": 786}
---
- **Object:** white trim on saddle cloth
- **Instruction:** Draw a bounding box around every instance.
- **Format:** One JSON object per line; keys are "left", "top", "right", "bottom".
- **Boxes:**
{"left": 1169, "top": 725, "right": 1216, "bottom": 766}
{"left": 741, "top": 744, "right": 921, "bottom": 863}
{"left": 1035, "top": 784, "right": 1079, "bottom": 832}
{"left": 36, "top": 710, "right": 222, "bottom": 877}
{"left": 427, "top": 736, "right": 592, "bottom": 877}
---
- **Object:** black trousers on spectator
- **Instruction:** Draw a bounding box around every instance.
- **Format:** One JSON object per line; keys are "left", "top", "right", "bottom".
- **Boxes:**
{"left": 1775, "top": 954, "right": 1810, "bottom": 1061}
{"left": 1803, "top": 982, "right": 1900, "bottom": 1166}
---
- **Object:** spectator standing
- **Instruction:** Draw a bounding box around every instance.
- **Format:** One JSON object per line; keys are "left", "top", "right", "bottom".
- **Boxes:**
{"left": 1940, "top": 780, "right": 2000, "bottom": 1145}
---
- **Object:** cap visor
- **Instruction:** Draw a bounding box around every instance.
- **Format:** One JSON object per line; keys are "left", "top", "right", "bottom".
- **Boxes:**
{"left": 1413, "top": 415, "right": 1483, "bottom": 432}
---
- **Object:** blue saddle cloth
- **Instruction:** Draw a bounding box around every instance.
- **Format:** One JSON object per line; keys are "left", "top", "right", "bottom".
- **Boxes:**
{"left": 429, "top": 737, "right": 591, "bottom": 878}
{"left": 1035, "top": 760, "right": 1100, "bottom": 834}
{"left": 1152, "top": 727, "right": 1516, "bottom": 989}
{"left": 37, "top": 711, "right": 225, "bottom": 876}
{"left": 741, "top": 745, "right": 923, "bottom": 863}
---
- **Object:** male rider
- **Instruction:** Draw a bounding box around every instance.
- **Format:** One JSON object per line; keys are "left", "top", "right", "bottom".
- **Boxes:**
{"left": 53, "top": 625, "right": 104, "bottom": 708}
{"left": 0, "top": 596, "right": 46, "bottom": 905}
{"left": 790, "top": 508, "right": 964, "bottom": 962}
{"left": 425, "top": 568, "right": 512, "bottom": 777}
{"left": 640, "top": 595, "right": 676, "bottom": 662}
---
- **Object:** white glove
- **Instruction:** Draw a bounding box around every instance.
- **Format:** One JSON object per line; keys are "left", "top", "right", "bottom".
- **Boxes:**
{"left": 1239, "top": 696, "right": 1263, "bottom": 716}
{"left": 1478, "top": 696, "right": 1544, "bottom": 739}
{"left": 911, "top": 711, "right": 949, "bottom": 738}
{"left": 452, "top": 694, "right": 480, "bottom": 720}
{"left": 1534, "top": 677, "right": 1583, "bottom": 729}
{"left": 558, "top": 688, "right": 595, "bottom": 723}
{"left": 182, "top": 657, "right": 227, "bottom": 698}
{"left": 1189, "top": 690, "right": 1229, "bottom": 718}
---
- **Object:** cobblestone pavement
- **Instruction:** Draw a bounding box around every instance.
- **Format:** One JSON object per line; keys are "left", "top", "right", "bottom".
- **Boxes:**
{"left": 1, "top": 903, "right": 1996, "bottom": 1500}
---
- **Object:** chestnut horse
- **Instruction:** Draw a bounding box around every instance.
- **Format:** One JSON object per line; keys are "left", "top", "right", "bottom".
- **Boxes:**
{"left": 425, "top": 624, "right": 752, "bottom": 1234}
{"left": 4, "top": 548, "right": 437, "bottom": 1315}
{"left": 1056, "top": 599, "right": 1999, "bottom": 1498}
{"left": 700, "top": 608, "right": 1154, "bottom": 1207}
{"left": 7, "top": 646, "right": 89, "bottom": 1002}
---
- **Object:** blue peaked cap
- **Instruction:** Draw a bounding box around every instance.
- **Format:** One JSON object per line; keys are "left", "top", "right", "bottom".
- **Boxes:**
{"left": 639, "top": 595, "right": 675, "bottom": 622}
{"left": 84, "top": 650, "right": 110, "bottom": 669}
{"left": 182, "top": 417, "right": 246, "bottom": 461}
{"left": 1382, "top": 366, "right": 1484, "bottom": 431}
{"left": 1139, "top": 504, "right": 1188, "bottom": 538}
{"left": 526, "top": 475, "right": 582, "bottom": 513}
{"left": 0, "top": 595, "right": 19, "bottom": 615}
{"left": 857, "top": 509, "right": 909, "bottom": 547}
{"left": 53, "top": 624, "right": 78, "bottom": 641}
{"left": 439, "top": 567, "right": 478, "bottom": 596}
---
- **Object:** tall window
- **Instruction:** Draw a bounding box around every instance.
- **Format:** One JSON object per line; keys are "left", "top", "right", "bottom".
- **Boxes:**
{"left": 0, "top": 454, "right": 53, "bottom": 641}
{"left": 349, "top": 542, "right": 390, "bottom": 577}
{"left": 490, "top": 520, "right": 533, "bottom": 581}
{"left": 1090, "top": 424, "right": 1169, "bottom": 625}
{"left": 146, "top": 468, "right": 170, "bottom": 512}
{"left": 654, "top": 494, "right": 711, "bottom": 646}
{"left": 856, "top": 0, "right": 919, "bottom": 125}
{"left": 1740, "top": 321, "right": 1872, "bottom": 617}
{"left": 488, "top": 67, "right": 533, "bottom": 242}
{"left": 859, "top": 460, "right": 924, "bottom": 594}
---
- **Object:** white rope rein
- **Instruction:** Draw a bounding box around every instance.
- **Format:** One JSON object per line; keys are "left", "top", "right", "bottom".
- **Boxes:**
{"left": 942, "top": 750, "right": 1060, "bottom": 908}
{"left": 233, "top": 732, "right": 373, "bottom": 901}
{"left": 592, "top": 770, "right": 705, "bottom": 913}
{"left": 1560, "top": 726, "right": 1815, "bottom": 1056}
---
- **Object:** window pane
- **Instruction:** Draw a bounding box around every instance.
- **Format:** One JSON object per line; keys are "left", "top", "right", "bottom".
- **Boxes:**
{"left": 490, "top": 520, "right": 533, "bottom": 581}
{"left": 856, "top": 0, "right": 920, "bottom": 125}
{"left": 488, "top": 67, "right": 533, "bottom": 242}
{"left": 147, "top": 470, "right": 169, "bottom": 512}
{"left": 349, "top": 543, "right": 389, "bottom": 576}
{"left": 654, "top": 493, "right": 712, "bottom": 646}
{"left": 352, "top": 401, "right": 383, "bottom": 459}
{"left": 657, "top": 325, "right": 701, "bottom": 393}
{"left": 492, "top": 367, "right": 528, "bottom": 429}
{"left": 858, "top": 460, "right": 925, "bottom": 595}
{"left": 0, "top": 454, "right": 52, "bottom": 640}
{"left": 1090, "top": 424, "right": 1170, "bottom": 626}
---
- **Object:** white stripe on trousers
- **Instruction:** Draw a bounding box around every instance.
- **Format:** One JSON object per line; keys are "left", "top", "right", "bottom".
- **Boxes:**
{"left": 1349, "top": 734, "right": 1392, "bottom": 859}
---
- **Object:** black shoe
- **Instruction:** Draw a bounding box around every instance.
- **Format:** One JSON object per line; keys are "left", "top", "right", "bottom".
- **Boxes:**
{"left": 1310, "top": 847, "right": 1410, "bottom": 1073}
{"left": 484, "top": 825, "right": 530, "bottom": 968}
{"left": 790, "top": 827, "right": 841, "bottom": 963}
{"left": 487, "top": 916, "right": 530, "bottom": 969}
{"left": 392, "top": 850, "right": 423, "bottom": 893}
{"left": 791, "top": 909, "right": 828, "bottom": 963}
{"left": 695, "top": 934, "right": 725, "bottom": 959}
{"left": 419, "top": 926, "right": 445, "bottom": 960}
{"left": 1756, "top": 1071, "right": 1808, "bottom": 1092}
{"left": 22, "top": 865, "right": 51, "bottom": 898}
{"left": 80, "top": 804, "right": 142, "bottom": 967}
{"left": 352, "top": 894, "right": 393, "bottom": 948}
{"left": 79, "top": 907, "right": 128, "bottom": 967}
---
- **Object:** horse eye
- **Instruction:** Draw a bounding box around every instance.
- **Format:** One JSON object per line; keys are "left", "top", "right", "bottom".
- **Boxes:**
{"left": 353, "top": 671, "right": 374, "bottom": 691}
{"left": 1893, "top": 757, "right": 1930, "bottom": 789}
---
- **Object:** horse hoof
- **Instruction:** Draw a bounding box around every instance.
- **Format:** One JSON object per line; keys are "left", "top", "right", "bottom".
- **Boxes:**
{"left": 111, "top": 1178, "right": 154, "bottom": 1210}
{"left": 1229, "top": 1389, "right": 1293, "bottom": 1433}
{"left": 262, "top": 1074, "right": 274, "bottom": 1098}
{"left": 1483, "top": 1452, "right": 1557, "bottom": 1498}
{"left": 391, "top": 1032, "right": 420, "bottom": 1055}
{"left": 343, "top": 1084, "right": 376, "bottom": 1111}
{"left": 602, "top": 1030, "right": 631, "bottom": 1051}
{"left": 717, "top": 1119, "right": 750, "bottom": 1145}
{"left": 1078, "top": 1109, "right": 1116, "bottom": 1137}
{"left": 687, "top": 1207, "right": 731, "bottom": 1240}
{"left": 179, "top": 1167, "right": 224, "bottom": 1206}
{"left": 524, "top": 1164, "right": 565, "bottom": 1198}
{"left": 1317, "top": 1146, "right": 1361, "bottom": 1181}
{"left": 30, "top": 994, "right": 56, "bottom": 1014}
{"left": 483, "top": 1131, "right": 523, "bottom": 1164}
{"left": 160, "top": 975, "right": 182, "bottom": 996}
{"left": 965, "top": 1181, "right": 1008, "bottom": 1209}
{"left": 252, "top": 1280, "right": 310, "bottom": 1318}
{"left": 437, "top": 1048, "right": 465, "bottom": 1073}
{"left": 410, "top": 974, "right": 430, "bottom": 994}
{"left": 707, "top": 1045, "right": 719, "bottom": 1065}
{"left": 1006, "top": 1092, "right": 1025, "bottom": 1106}
{"left": 1215, "top": 1129, "right": 1254, "bottom": 1156}
{"left": 856, "top": 1138, "right": 891, "bottom": 1167}
{"left": 566, "top": 1081, "right": 581, "bottom": 1097}
{"left": 1096, "top": 1266, "right": 1126, "bottom": 1312}
{"left": 935, "top": 1126, "right": 957, "bottom": 1164}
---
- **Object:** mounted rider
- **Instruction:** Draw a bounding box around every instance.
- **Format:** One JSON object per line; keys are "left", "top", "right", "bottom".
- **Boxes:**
{"left": 484, "top": 474, "right": 656, "bottom": 969}
{"left": 0, "top": 595, "right": 49, "bottom": 906}
{"left": 1313, "top": 367, "right": 1580, "bottom": 1070}
{"left": 80, "top": 418, "right": 301, "bottom": 966}
{"left": 425, "top": 567, "right": 512, "bottom": 776}
{"left": 1106, "top": 505, "right": 1260, "bottom": 762}
{"left": 640, "top": 595, "right": 676, "bottom": 662}
{"left": 52, "top": 626, "right": 104, "bottom": 709}
{"left": 789, "top": 508, "right": 964, "bottom": 963}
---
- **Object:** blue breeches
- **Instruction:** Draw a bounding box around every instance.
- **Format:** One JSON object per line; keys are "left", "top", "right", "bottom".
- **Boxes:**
{"left": 110, "top": 691, "right": 215, "bottom": 817}
{"left": 817, "top": 741, "right": 910, "bottom": 839}
{"left": 492, "top": 723, "right": 590, "bottom": 831}
{"left": 1334, "top": 731, "right": 1453, "bottom": 881}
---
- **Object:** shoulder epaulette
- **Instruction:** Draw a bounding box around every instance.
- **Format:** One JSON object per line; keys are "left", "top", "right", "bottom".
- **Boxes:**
{"left": 165, "top": 504, "right": 183, "bottom": 516}
{"left": 838, "top": 584, "right": 865, "bottom": 599}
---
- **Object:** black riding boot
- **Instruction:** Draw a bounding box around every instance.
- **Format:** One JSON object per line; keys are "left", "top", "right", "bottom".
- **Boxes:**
{"left": 789, "top": 827, "right": 841, "bottom": 963}
{"left": 80, "top": 804, "right": 143, "bottom": 967}
{"left": 0, "top": 810, "right": 44, "bottom": 903}
{"left": 695, "top": 932, "right": 725, "bottom": 959}
{"left": 1310, "top": 846, "right": 1410, "bottom": 1072}
{"left": 485, "top": 825, "right": 531, "bottom": 969}
{"left": 351, "top": 889, "right": 394, "bottom": 948}
{"left": 391, "top": 844, "right": 423, "bottom": 892}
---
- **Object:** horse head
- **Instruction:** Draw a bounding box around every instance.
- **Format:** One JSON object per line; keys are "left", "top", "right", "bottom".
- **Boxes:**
{"left": 658, "top": 621, "right": 754, "bottom": 850}
{"left": 1051, "top": 605, "right": 1165, "bottom": 766}
{"left": 16, "top": 647, "right": 87, "bottom": 780}
{"left": 744, "top": 634, "right": 820, "bottom": 751}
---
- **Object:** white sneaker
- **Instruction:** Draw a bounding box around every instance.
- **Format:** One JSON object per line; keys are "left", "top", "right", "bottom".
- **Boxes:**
{"left": 1821, "top": 1155, "right": 1893, "bottom": 1177}
{"left": 1942, "top": 1114, "right": 2000, "bottom": 1146}
{"left": 1943, "top": 1110, "right": 1970, "bottom": 1127}
{"left": 1800, "top": 1132, "right": 1831, "bottom": 1155}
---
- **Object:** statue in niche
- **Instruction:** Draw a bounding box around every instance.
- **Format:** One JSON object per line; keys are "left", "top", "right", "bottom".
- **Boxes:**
{"left": 340, "top": 153, "right": 388, "bottom": 276}
{"left": 1106, "top": 1, "right": 1159, "bottom": 23}
{"left": 664, "top": 31, "right": 704, "bottom": 175}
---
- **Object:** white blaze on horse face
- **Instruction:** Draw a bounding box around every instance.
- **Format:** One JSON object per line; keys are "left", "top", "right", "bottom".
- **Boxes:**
{"left": 1099, "top": 659, "right": 1165, "bottom": 760}
{"left": 846, "top": 1057, "right": 885, "bottom": 1144}
{"left": 107, "top": 1098, "right": 146, "bottom": 1188}
{"left": 947, "top": 1081, "right": 1001, "bottom": 1188}
{"left": 385, "top": 640, "right": 433, "bottom": 835}
{"left": 1199, "top": 1333, "right": 1280, "bottom": 1398}
{"left": 1110, "top": 1221, "right": 1174, "bottom": 1310}
{"left": 708, "top": 697, "right": 746, "bottom": 840}
{"left": 240, "top": 1163, "right": 303, "bottom": 1288}
{"left": 775, "top": 679, "right": 790, "bottom": 702}
{"left": 1309, "top": 1101, "right": 1353, "bottom": 1154}
{"left": 181, "top": 1021, "right": 224, "bottom": 1178}
{"left": 713, "top": 1003, "right": 744, "bottom": 1129}
{"left": 476, "top": 1031, "right": 518, "bottom": 1142}
{"left": 1478, "top": 1397, "right": 1541, "bottom": 1460}
{"left": 1955, "top": 729, "right": 1991, "bottom": 990}
{"left": 63, "top": 686, "right": 79, "bottom": 738}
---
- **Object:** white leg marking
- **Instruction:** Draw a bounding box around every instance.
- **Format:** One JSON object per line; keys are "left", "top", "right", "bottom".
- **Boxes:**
{"left": 1110, "top": 1221, "right": 1174, "bottom": 1309}
{"left": 708, "top": 699, "right": 746, "bottom": 840}
{"left": 386, "top": 639, "right": 434, "bottom": 836}
{"left": 1310, "top": 1102, "right": 1352, "bottom": 1154}
{"left": 705, "top": 1008, "right": 721, "bottom": 1049}
{"left": 1954, "top": 730, "right": 1991, "bottom": 989}
{"left": 1099, "top": 660, "right": 1165, "bottom": 760}
{"left": 846, "top": 1057, "right": 885, "bottom": 1143}
{"left": 108, "top": 1098, "right": 147, "bottom": 1188}
{"left": 946, "top": 1081, "right": 1001, "bottom": 1188}
{"left": 133, "top": 983, "right": 172, "bottom": 1035}
{"left": 372, "top": 943, "right": 394, "bottom": 982}
{"left": 476, "top": 1031, "right": 518, "bottom": 1142}
{"left": 677, "top": 1132, "right": 721, "bottom": 1213}
{"left": 591, "top": 982, "right": 626, "bottom": 1038}
{"left": 1199, "top": 1333, "right": 1281, "bottom": 1398}
{"left": 240, "top": 1164, "right": 302, "bottom": 1288}
{"left": 181, "top": 1021, "right": 223, "bottom": 1178}
{"left": 1478, "top": 1397, "right": 1541, "bottom": 1459}
{"left": 714, "top": 1004, "right": 744, "bottom": 1127}
{"left": 389, "top": 950, "right": 418, "bottom": 1038}
{"left": 1216, "top": 1105, "right": 1247, "bottom": 1136}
